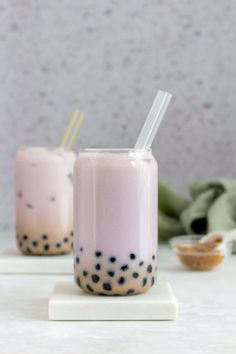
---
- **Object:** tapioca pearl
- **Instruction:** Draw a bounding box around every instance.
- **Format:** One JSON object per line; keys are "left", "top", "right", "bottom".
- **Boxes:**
{"left": 152, "top": 254, "right": 156, "bottom": 261}
{"left": 139, "top": 261, "right": 144, "bottom": 266}
{"left": 147, "top": 265, "right": 152, "bottom": 273}
{"left": 70, "top": 231, "right": 73, "bottom": 237}
{"left": 95, "top": 263, "right": 101, "bottom": 271}
{"left": 109, "top": 256, "right": 116, "bottom": 263}
{"left": 26, "top": 247, "right": 32, "bottom": 254}
{"left": 29, "top": 162, "right": 37, "bottom": 166}
{"left": 132, "top": 272, "right": 139, "bottom": 279}
{"left": 76, "top": 277, "right": 81, "bottom": 287}
{"left": 103, "top": 283, "right": 112, "bottom": 291}
{"left": 44, "top": 244, "right": 50, "bottom": 252}
{"left": 32, "top": 241, "right": 38, "bottom": 247}
{"left": 23, "top": 234, "right": 28, "bottom": 241}
{"left": 86, "top": 284, "right": 94, "bottom": 293}
{"left": 17, "top": 191, "right": 22, "bottom": 198}
{"left": 26, "top": 203, "right": 34, "bottom": 209}
{"left": 95, "top": 251, "right": 102, "bottom": 257}
{"left": 129, "top": 253, "right": 136, "bottom": 260}
{"left": 127, "top": 289, "right": 135, "bottom": 295}
{"left": 68, "top": 173, "right": 73, "bottom": 183}
{"left": 75, "top": 256, "right": 80, "bottom": 264}
{"left": 142, "top": 277, "right": 147, "bottom": 287}
{"left": 151, "top": 277, "right": 155, "bottom": 286}
{"left": 49, "top": 196, "right": 56, "bottom": 202}
{"left": 19, "top": 241, "right": 23, "bottom": 247}
{"left": 56, "top": 243, "right": 61, "bottom": 248}
{"left": 71, "top": 241, "right": 73, "bottom": 248}
{"left": 118, "top": 276, "right": 125, "bottom": 285}
{"left": 107, "top": 270, "right": 115, "bottom": 277}
{"left": 83, "top": 270, "right": 88, "bottom": 277}
{"left": 42, "top": 234, "right": 48, "bottom": 240}
{"left": 121, "top": 264, "right": 129, "bottom": 271}
{"left": 91, "top": 274, "right": 100, "bottom": 283}
{"left": 63, "top": 237, "right": 69, "bottom": 243}
{"left": 80, "top": 247, "right": 83, "bottom": 252}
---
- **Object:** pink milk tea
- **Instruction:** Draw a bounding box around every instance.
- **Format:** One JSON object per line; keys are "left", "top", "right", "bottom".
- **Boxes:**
{"left": 73, "top": 149, "right": 158, "bottom": 296}
{"left": 15, "top": 147, "right": 76, "bottom": 255}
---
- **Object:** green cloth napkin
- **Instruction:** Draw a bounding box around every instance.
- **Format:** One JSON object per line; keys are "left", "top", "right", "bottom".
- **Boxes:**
{"left": 158, "top": 184, "right": 189, "bottom": 241}
{"left": 208, "top": 191, "right": 236, "bottom": 232}
{"left": 158, "top": 179, "right": 236, "bottom": 252}
{"left": 181, "top": 179, "right": 236, "bottom": 234}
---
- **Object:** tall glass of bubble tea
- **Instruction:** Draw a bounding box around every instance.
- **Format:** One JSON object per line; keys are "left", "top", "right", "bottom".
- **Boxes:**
{"left": 15, "top": 147, "right": 76, "bottom": 255}
{"left": 73, "top": 148, "right": 158, "bottom": 295}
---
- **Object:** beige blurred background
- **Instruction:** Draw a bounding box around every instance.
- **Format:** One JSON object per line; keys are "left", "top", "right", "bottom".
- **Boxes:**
{"left": 1, "top": 0, "right": 236, "bottom": 231}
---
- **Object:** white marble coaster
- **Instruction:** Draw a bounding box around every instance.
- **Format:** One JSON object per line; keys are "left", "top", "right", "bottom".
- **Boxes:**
{"left": 48, "top": 280, "right": 178, "bottom": 321}
{"left": 0, "top": 248, "right": 73, "bottom": 274}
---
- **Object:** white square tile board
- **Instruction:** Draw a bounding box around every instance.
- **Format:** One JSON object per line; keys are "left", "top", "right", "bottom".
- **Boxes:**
{"left": 0, "top": 248, "right": 73, "bottom": 274}
{"left": 48, "top": 280, "right": 178, "bottom": 321}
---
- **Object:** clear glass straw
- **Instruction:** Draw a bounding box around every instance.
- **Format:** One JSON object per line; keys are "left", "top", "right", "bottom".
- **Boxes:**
{"left": 135, "top": 90, "right": 172, "bottom": 149}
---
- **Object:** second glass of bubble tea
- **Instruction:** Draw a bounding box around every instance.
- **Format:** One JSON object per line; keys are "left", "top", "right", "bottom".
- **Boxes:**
{"left": 15, "top": 111, "right": 84, "bottom": 256}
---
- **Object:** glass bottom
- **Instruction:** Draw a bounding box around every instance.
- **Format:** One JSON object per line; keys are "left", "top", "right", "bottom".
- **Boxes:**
{"left": 16, "top": 230, "right": 73, "bottom": 256}
{"left": 74, "top": 250, "right": 158, "bottom": 296}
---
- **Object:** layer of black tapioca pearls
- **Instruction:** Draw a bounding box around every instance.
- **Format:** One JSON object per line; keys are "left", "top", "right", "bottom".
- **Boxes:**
{"left": 16, "top": 231, "right": 74, "bottom": 255}
{"left": 74, "top": 248, "right": 157, "bottom": 295}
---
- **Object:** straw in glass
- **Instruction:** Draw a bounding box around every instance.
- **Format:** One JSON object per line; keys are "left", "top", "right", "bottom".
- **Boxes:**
{"left": 60, "top": 110, "right": 84, "bottom": 150}
{"left": 135, "top": 90, "right": 172, "bottom": 149}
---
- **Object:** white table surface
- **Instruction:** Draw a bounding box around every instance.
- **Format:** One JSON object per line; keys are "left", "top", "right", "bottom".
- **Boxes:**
{"left": 1, "top": 233, "right": 236, "bottom": 354}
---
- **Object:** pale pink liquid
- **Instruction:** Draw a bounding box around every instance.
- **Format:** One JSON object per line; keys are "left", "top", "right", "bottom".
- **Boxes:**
{"left": 15, "top": 147, "right": 76, "bottom": 255}
{"left": 74, "top": 149, "right": 158, "bottom": 295}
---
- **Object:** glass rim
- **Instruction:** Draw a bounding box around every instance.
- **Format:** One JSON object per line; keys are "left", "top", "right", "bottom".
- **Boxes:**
{"left": 80, "top": 148, "right": 152, "bottom": 154}
{"left": 17, "top": 146, "right": 75, "bottom": 154}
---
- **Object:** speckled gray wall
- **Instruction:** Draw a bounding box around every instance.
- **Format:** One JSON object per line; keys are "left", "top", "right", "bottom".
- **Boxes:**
{"left": 1, "top": 0, "right": 236, "bottom": 230}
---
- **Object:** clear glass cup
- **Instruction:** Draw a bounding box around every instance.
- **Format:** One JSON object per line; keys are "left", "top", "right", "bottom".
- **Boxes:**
{"left": 73, "top": 148, "right": 158, "bottom": 295}
{"left": 15, "top": 147, "right": 76, "bottom": 255}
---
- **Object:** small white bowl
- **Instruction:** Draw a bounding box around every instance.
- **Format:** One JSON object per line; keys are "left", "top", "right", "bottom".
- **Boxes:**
{"left": 169, "top": 235, "right": 228, "bottom": 270}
